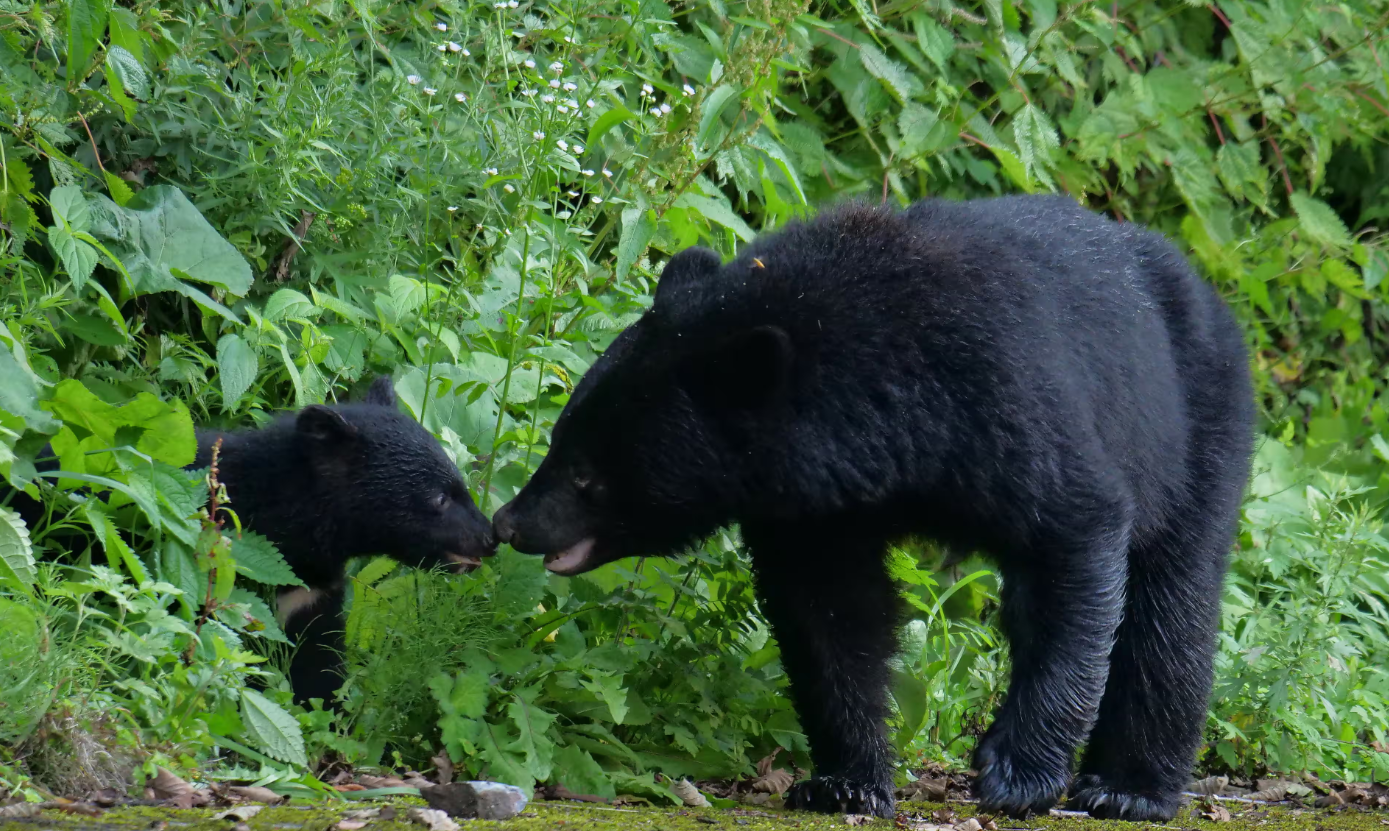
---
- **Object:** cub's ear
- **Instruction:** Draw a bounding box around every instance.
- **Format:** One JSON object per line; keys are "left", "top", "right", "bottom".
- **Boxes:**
{"left": 297, "top": 405, "right": 359, "bottom": 444}
{"left": 654, "top": 246, "right": 722, "bottom": 307}
{"left": 679, "top": 324, "right": 794, "bottom": 412}
{"left": 364, "top": 375, "right": 397, "bottom": 407}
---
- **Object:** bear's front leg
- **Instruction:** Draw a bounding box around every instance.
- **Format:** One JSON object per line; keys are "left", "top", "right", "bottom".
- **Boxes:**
{"left": 746, "top": 523, "right": 900, "bottom": 818}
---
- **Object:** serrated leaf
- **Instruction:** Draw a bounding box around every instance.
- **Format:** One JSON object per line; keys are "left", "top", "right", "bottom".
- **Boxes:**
{"left": 506, "top": 696, "right": 557, "bottom": 781}
{"left": 216, "top": 334, "right": 258, "bottom": 408}
{"left": 50, "top": 185, "right": 91, "bottom": 233}
{"left": 0, "top": 507, "right": 36, "bottom": 590}
{"left": 553, "top": 745, "right": 616, "bottom": 798}
{"left": 230, "top": 532, "right": 304, "bottom": 588}
{"left": 615, "top": 206, "right": 656, "bottom": 282}
{"left": 263, "top": 288, "right": 315, "bottom": 322}
{"left": 229, "top": 588, "right": 290, "bottom": 643}
{"left": 1290, "top": 191, "right": 1352, "bottom": 249}
{"left": 696, "top": 85, "right": 741, "bottom": 156}
{"left": 580, "top": 670, "right": 630, "bottom": 724}
{"left": 48, "top": 225, "right": 99, "bottom": 289}
{"left": 105, "top": 45, "right": 149, "bottom": 100}
{"left": 61, "top": 312, "right": 126, "bottom": 346}
{"left": 67, "top": 0, "right": 110, "bottom": 82}
{"left": 859, "top": 42, "right": 921, "bottom": 103}
{"left": 3, "top": 152, "right": 35, "bottom": 202}
{"left": 447, "top": 667, "right": 492, "bottom": 718}
{"left": 241, "top": 689, "right": 308, "bottom": 766}
{"left": 104, "top": 171, "right": 135, "bottom": 207}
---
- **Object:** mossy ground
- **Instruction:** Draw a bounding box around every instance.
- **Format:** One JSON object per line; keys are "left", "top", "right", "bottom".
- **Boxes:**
{"left": 2, "top": 800, "right": 1385, "bottom": 831}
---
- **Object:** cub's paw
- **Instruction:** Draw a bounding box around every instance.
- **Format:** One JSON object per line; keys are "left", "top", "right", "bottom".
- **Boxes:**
{"left": 785, "top": 776, "right": 895, "bottom": 818}
{"left": 1068, "top": 775, "right": 1179, "bottom": 821}
{"left": 972, "top": 733, "right": 1068, "bottom": 818}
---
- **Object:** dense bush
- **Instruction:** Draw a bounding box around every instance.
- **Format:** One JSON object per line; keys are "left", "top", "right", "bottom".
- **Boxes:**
{"left": 1, "top": 0, "right": 1387, "bottom": 801}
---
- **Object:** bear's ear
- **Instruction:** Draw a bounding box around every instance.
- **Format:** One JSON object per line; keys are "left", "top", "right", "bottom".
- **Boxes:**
{"left": 296, "top": 405, "right": 359, "bottom": 444}
{"left": 364, "top": 375, "right": 397, "bottom": 407}
{"left": 654, "top": 246, "right": 722, "bottom": 307}
{"left": 679, "top": 324, "right": 794, "bottom": 412}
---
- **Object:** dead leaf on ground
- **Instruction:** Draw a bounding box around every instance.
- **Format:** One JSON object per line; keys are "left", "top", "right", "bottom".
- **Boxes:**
{"left": 228, "top": 786, "right": 285, "bottom": 805}
{"left": 408, "top": 807, "right": 459, "bottom": 831}
{"left": 149, "top": 768, "right": 195, "bottom": 800}
{"left": 337, "top": 821, "right": 368, "bottom": 830}
{"left": 844, "top": 815, "right": 873, "bottom": 826}
{"left": 167, "top": 790, "right": 211, "bottom": 810}
{"left": 355, "top": 775, "right": 409, "bottom": 789}
{"left": 1198, "top": 799, "right": 1232, "bottom": 822}
{"left": 1189, "top": 775, "right": 1230, "bottom": 796}
{"left": 751, "top": 768, "right": 794, "bottom": 795}
{"left": 41, "top": 799, "right": 104, "bottom": 817}
{"left": 334, "top": 783, "right": 366, "bottom": 792}
{"left": 1315, "top": 790, "right": 1346, "bottom": 808}
{"left": 0, "top": 804, "right": 40, "bottom": 818}
{"left": 954, "top": 818, "right": 983, "bottom": 831}
{"left": 899, "top": 777, "right": 948, "bottom": 803}
{"left": 431, "top": 751, "right": 454, "bottom": 785}
{"left": 215, "top": 805, "right": 264, "bottom": 822}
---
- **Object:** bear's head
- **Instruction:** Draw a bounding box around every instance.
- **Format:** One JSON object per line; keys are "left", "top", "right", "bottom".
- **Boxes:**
{"left": 296, "top": 375, "right": 497, "bottom": 573}
{"left": 493, "top": 246, "right": 800, "bottom": 575}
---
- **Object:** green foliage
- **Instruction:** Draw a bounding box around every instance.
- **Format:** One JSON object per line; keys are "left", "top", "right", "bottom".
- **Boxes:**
{"left": 1, "top": 0, "right": 1387, "bottom": 799}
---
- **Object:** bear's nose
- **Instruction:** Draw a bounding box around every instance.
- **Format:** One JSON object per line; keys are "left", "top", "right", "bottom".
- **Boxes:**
{"left": 492, "top": 505, "right": 517, "bottom": 546}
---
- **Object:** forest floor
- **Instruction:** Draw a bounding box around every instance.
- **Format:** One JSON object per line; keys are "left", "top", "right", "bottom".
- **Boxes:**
{"left": 3, "top": 796, "right": 1387, "bottom": 831}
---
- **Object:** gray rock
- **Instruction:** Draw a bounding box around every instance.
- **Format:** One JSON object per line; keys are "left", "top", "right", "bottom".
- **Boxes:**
{"left": 420, "top": 781, "right": 529, "bottom": 821}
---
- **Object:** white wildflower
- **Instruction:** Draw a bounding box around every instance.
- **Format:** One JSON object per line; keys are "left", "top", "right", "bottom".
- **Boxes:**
{"left": 556, "top": 105, "right": 569, "bottom": 114}
{"left": 683, "top": 83, "right": 695, "bottom": 96}
{"left": 508, "top": 0, "right": 519, "bottom": 7}
{"left": 650, "top": 106, "right": 662, "bottom": 116}
{"left": 562, "top": 82, "right": 577, "bottom": 91}
{"left": 549, "top": 79, "right": 561, "bottom": 88}
{"left": 524, "top": 59, "right": 536, "bottom": 69}
{"left": 436, "top": 22, "right": 448, "bottom": 31}
{"left": 447, "top": 206, "right": 458, "bottom": 212}
{"left": 438, "top": 43, "right": 449, "bottom": 51}
{"left": 564, "top": 36, "right": 574, "bottom": 43}
{"left": 423, "top": 87, "right": 437, "bottom": 96}
{"left": 462, "top": 48, "right": 471, "bottom": 56}
{"left": 591, "top": 196, "right": 603, "bottom": 203}
{"left": 660, "top": 102, "right": 671, "bottom": 113}
{"left": 557, "top": 139, "right": 569, "bottom": 151}
{"left": 567, "top": 190, "right": 579, "bottom": 197}
{"left": 542, "top": 94, "right": 555, "bottom": 103}
{"left": 565, "top": 99, "right": 578, "bottom": 108}
{"left": 533, "top": 130, "right": 546, "bottom": 140}
{"left": 455, "top": 92, "right": 467, "bottom": 103}
{"left": 586, "top": 99, "right": 596, "bottom": 108}
{"left": 521, "top": 88, "right": 537, "bottom": 97}
{"left": 573, "top": 144, "right": 584, "bottom": 153}
{"left": 641, "top": 83, "right": 654, "bottom": 95}
{"left": 448, "top": 41, "right": 463, "bottom": 52}
{"left": 602, "top": 167, "right": 612, "bottom": 177}
{"left": 503, "top": 184, "right": 516, "bottom": 193}
{"left": 581, "top": 169, "right": 594, "bottom": 177}
{"left": 407, "top": 74, "right": 422, "bottom": 85}
{"left": 549, "top": 61, "right": 564, "bottom": 73}
{"left": 484, "top": 167, "right": 499, "bottom": 175}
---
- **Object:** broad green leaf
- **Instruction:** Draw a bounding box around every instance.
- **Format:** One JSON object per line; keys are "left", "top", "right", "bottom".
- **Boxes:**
{"left": 911, "top": 13, "right": 954, "bottom": 69}
{"left": 50, "top": 185, "right": 91, "bottom": 232}
{"left": 216, "top": 334, "right": 258, "bottom": 408}
{"left": 673, "top": 193, "right": 755, "bottom": 241}
{"left": 108, "top": 7, "right": 144, "bottom": 62}
{"left": 586, "top": 106, "right": 632, "bottom": 150}
{"left": 0, "top": 342, "right": 57, "bottom": 434}
{"left": 1364, "top": 248, "right": 1388, "bottom": 291}
{"left": 0, "top": 507, "right": 36, "bottom": 590}
{"left": 241, "top": 689, "right": 308, "bottom": 766}
{"left": 61, "top": 312, "right": 126, "bottom": 347}
{"left": 696, "top": 85, "right": 741, "bottom": 156}
{"left": 105, "top": 45, "right": 149, "bottom": 100}
{"left": 447, "top": 667, "right": 493, "bottom": 719}
{"left": 1289, "top": 192, "right": 1352, "bottom": 249}
{"left": 506, "top": 696, "right": 558, "bottom": 781}
{"left": 580, "top": 670, "right": 630, "bottom": 724}
{"left": 162, "top": 541, "right": 204, "bottom": 613}
{"left": 66, "top": 0, "right": 110, "bottom": 82}
{"left": 86, "top": 185, "right": 253, "bottom": 296}
{"left": 48, "top": 225, "right": 99, "bottom": 289}
{"left": 45, "top": 380, "right": 196, "bottom": 469}
{"left": 104, "top": 171, "right": 135, "bottom": 207}
{"left": 615, "top": 206, "right": 657, "bottom": 282}
{"left": 230, "top": 532, "right": 304, "bottom": 588}
{"left": 890, "top": 667, "right": 929, "bottom": 751}
{"left": 553, "top": 745, "right": 616, "bottom": 798}
{"left": 263, "top": 288, "right": 315, "bottom": 322}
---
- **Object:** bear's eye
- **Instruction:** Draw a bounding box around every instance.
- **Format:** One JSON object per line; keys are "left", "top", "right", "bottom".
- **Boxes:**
{"left": 574, "top": 476, "right": 591, "bottom": 491}
{"left": 434, "top": 491, "right": 450, "bottom": 509}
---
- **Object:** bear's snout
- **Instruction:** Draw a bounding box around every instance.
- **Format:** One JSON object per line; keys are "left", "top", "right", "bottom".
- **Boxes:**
{"left": 492, "top": 503, "right": 519, "bottom": 547}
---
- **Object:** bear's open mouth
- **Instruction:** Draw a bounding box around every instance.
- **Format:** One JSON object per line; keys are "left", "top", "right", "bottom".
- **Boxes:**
{"left": 543, "top": 537, "right": 597, "bottom": 575}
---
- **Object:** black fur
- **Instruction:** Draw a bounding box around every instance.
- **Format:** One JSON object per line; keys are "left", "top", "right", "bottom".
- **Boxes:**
{"left": 12, "top": 376, "right": 496, "bottom": 708}
{"left": 492, "top": 195, "right": 1255, "bottom": 820}
{"left": 196, "top": 375, "right": 496, "bottom": 706}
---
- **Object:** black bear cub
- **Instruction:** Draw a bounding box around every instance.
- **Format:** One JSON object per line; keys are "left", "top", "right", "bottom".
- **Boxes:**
{"left": 198, "top": 375, "right": 496, "bottom": 707}
{"left": 493, "top": 195, "right": 1254, "bottom": 821}
{"left": 12, "top": 376, "right": 495, "bottom": 707}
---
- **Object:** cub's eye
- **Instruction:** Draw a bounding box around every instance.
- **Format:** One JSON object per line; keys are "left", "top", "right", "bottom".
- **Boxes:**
{"left": 434, "top": 492, "right": 450, "bottom": 509}
{"left": 574, "top": 476, "right": 592, "bottom": 491}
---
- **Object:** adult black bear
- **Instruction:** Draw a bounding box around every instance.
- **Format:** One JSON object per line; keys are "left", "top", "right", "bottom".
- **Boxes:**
{"left": 492, "top": 196, "right": 1254, "bottom": 821}
{"left": 14, "top": 376, "right": 495, "bottom": 707}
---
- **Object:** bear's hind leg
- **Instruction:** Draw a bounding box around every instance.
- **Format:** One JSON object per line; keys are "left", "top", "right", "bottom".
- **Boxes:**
{"left": 973, "top": 501, "right": 1131, "bottom": 818}
{"left": 746, "top": 523, "right": 899, "bottom": 818}
{"left": 277, "top": 585, "right": 348, "bottom": 709}
{"left": 1068, "top": 520, "right": 1233, "bottom": 821}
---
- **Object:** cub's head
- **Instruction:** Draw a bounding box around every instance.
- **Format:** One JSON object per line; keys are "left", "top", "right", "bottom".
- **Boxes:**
{"left": 297, "top": 375, "right": 496, "bottom": 572}
{"left": 492, "top": 247, "right": 797, "bottom": 575}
